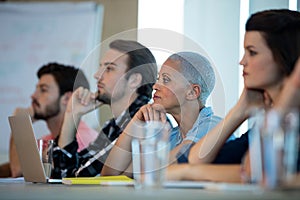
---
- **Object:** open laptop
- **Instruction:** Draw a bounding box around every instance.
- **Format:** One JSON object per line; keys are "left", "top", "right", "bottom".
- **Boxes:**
{"left": 8, "top": 114, "right": 61, "bottom": 184}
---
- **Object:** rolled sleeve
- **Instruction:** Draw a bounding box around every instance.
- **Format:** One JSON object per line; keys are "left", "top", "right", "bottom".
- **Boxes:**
{"left": 184, "top": 107, "right": 222, "bottom": 143}
{"left": 176, "top": 143, "right": 194, "bottom": 163}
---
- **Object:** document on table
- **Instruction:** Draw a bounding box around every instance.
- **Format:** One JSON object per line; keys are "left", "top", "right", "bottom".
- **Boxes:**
{"left": 0, "top": 177, "right": 25, "bottom": 183}
{"left": 164, "top": 181, "right": 213, "bottom": 189}
{"left": 164, "top": 181, "right": 261, "bottom": 191}
{"left": 62, "top": 175, "right": 134, "bottom": 185}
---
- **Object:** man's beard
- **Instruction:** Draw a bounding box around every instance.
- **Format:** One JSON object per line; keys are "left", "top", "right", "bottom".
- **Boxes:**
{"left": 96, "top": 91, "right": 111, "bottom": 104}
{"left": 33, "top": 99, "right": 60, "bottom": 120}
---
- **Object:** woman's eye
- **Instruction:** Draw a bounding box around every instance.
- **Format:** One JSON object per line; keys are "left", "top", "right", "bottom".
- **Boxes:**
{"left": 157, "top": 74, "right": 171, "bottom": 84}
{"left": 163, "top": 77, "right": 170, "bottom": 83}
{"left": 249, "top": 50, "right": 257, "bottom": 56}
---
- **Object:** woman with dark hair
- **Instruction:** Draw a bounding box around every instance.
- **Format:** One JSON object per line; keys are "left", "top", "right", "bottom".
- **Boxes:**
{"left": 166, "top": 9, "right": 300, "bottom": 183}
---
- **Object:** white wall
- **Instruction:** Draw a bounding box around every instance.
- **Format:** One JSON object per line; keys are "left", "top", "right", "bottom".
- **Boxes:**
{"left": 138, "top": 0, "right": 298, "bottom": 135}
{"left": 250, "top": 0, "right": 289, "bottom": 13}
{"left": 138, "top": 0, "right": 184, "bottom": 65}
{"left": 0, "top": 2, "right": 103, "bottom": 163}
{"left": 184, "top": 0, "right": 241, "bottom": 118}
{"left": 183, "top": 0, "right": 296, "bottom": 134}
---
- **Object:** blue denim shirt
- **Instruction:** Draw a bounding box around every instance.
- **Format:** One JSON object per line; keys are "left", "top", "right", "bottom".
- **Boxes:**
{"left": 168, "top": 107, "right": 236, "bottom": 163}
{"left": 169, "top": 107, "right": 229, "bottom": 149}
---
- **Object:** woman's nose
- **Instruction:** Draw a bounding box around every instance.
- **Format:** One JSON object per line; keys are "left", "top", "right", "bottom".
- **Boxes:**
{"left": 239, "top": 54, "right": 246, "bottom": 66}
{"left": 153, "top": 82, "right": 160, "bottom": 90}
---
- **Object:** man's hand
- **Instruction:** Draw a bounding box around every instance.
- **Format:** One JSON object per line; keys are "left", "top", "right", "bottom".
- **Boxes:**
{"left": 58, "top": 87, "right": 102, "bottom": 148}
{"left": 66, "top": 87, "right": 103, "bottom": 116}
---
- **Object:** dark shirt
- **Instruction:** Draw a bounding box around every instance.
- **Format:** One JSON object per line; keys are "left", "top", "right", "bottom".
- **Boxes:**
{"left": 213, "top": 131, "right": 249, "bottom": 164}
{"left": 176, "top": 131, "right": 249, "bottom": 164}
{"left": 213, "top": 128, "right": 300, "bottom": 171}
{"left": 52, "top": 95, "right": 150, "bottom": 178}
{"left": 178, "top": 129, "right": 300, "bottom": 173}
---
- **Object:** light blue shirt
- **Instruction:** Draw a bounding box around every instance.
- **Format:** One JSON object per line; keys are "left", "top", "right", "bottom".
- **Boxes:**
{"left": 169, "top": 107, "right": 234, "bottom": 150}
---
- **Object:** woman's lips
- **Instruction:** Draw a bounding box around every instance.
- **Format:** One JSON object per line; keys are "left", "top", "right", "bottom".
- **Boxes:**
{"left": 153, "top": 95, "right": 161, "bottom": 100}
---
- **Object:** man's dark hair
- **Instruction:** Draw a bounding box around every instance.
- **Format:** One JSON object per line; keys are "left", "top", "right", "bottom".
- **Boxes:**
{"left": 37, "top": 62, "right": 90, "bottom": 96}
{"left": 109, "top": 40, "right": 157, "bottom": 99}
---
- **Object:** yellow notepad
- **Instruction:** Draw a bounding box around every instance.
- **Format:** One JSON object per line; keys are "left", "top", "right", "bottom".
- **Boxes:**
{"left": 62, "top": 175, "right": 134, "bottom": 185}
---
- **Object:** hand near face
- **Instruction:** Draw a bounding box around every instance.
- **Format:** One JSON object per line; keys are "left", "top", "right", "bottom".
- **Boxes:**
{"left": 291, "top": 58, "right": 300, "bottom": 88}
{"left": 133, "top": 103, "right": 167, "bottom": 123}
{"left": 274, "top": 58, "right": 300, "bottom": 113}
{"left": 236, "top": 88, "right": 269, "bottom": 118}
{"left": 66, "top": 87, "right": 103, "bottom": 116}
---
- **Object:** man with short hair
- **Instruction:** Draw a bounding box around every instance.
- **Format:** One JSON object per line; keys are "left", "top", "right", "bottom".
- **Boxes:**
{"left": 53, "top": 39, "right": 158, "bottom": 178}
{"left": 0, "top": 63, "right": 98, "bottom": 178}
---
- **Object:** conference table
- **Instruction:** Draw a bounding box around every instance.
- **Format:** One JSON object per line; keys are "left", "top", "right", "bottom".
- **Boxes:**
{"left": 1, "top": 179, "right": 300, "bottom": 200}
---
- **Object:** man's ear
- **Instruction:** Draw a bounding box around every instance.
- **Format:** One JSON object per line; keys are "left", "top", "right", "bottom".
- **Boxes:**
{"left": 186, "top": 84, "right": 201, "bottom": 100}
{"left": 128, "top": 73, "right": 142, "bottom": 89}
{"left": 61, "top": 91, "right": 72, "bottom": 105}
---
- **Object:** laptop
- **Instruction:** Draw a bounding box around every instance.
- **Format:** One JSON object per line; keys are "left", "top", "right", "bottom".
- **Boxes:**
{"left": 8, "top": 114, "right": 61, "bottom": 184}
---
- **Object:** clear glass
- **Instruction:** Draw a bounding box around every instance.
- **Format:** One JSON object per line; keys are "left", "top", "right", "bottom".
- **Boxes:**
{"left": 37, "top": 139, "right": 54, "bottom": 178}
{"left": 132, "top": 121, "right": 170, "bottom": 189}
{"left": 260, "top": 109, "right": 299, "bottom": 189}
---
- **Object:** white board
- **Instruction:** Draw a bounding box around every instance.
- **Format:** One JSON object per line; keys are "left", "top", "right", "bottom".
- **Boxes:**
{"left": 0, "top": 2, "right": 103, "bottom": 157}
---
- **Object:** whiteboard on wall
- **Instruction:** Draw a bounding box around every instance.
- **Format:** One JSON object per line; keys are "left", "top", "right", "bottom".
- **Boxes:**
{"left": 0, "top": 2, "right": 103, "bottom": 155}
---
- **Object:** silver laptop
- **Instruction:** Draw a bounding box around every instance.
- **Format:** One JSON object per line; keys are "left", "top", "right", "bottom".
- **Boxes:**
{"left": 8, "top": 114, "right": 61, "bottom": 184}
